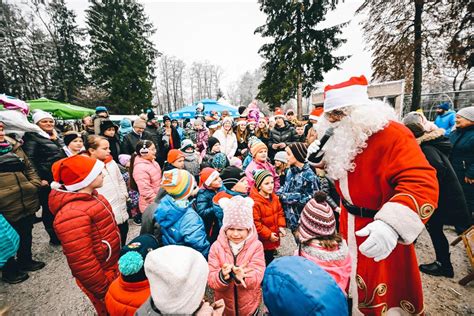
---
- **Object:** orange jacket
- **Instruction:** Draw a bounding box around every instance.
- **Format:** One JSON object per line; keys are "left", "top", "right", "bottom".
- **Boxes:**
{"left": 105, "top": 275, "right": 150, "bottom": 316}
{"left": 249, "top": 187, "right": 286, "bottom": 250}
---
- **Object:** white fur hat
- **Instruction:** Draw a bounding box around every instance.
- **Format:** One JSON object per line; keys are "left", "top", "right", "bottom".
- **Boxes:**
{"left": 32, "top": 110, "right": 54, "bottom": 124}
{"left": 144, "top": 245, "right": 209, "bottom": 314}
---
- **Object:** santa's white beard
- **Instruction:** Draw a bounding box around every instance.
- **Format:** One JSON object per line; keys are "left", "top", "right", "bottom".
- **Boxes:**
{"left": 315, "top": 101, "right": 397, "bottom": 180}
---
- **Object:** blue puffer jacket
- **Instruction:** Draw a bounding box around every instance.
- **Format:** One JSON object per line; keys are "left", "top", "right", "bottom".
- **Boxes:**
{"left": 155, "top": 195, "right": 210, "bottom": 258}
{"left": 434, "top": 111, "right": 456, "bottom": 136}
{"left": 196, "top": 187, "right": 223, "bottom": 243}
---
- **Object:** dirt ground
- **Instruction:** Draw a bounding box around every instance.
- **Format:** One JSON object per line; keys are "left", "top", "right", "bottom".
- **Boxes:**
{"left": 0, "top": 221, "right": 472, "bottom": 315}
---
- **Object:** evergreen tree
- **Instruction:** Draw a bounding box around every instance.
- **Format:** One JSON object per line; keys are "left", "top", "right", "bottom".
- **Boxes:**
{"left": 86, "top": 0, "right": 158, "bottom": 114}
{"left": 255, "top": 0, "right": 346, "bottom": 114}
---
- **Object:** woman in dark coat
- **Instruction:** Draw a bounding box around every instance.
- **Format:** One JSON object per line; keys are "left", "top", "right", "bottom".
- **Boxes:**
{"left": 99, "top": 120, "right": 121, "bottom": 163}
{"left": 157, "top": 115, "right": 181, "bottom": 167}
{"left": 404, "top": 113, "right": 469, "bottom": 277}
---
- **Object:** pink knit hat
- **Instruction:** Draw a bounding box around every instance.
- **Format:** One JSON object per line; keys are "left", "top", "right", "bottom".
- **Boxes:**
{"left": 298, "top": 193, "right": 335, "bottom": 242}
{"left": 219, "top": 195, "right": 254, "bottom": 231}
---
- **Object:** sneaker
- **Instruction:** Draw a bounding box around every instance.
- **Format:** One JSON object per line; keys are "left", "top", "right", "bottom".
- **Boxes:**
{"left": 419, "top": 261, "right": 454, "bottom": 278}
{"left": 19, "top": 260, "right": 46, "bottom": 272}
{"left": 133, "top": 214, "right": 142, "bottom": 226}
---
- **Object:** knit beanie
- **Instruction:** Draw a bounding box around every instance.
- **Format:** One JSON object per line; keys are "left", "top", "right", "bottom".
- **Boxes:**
{"left": 167, "top": 149, "right": 185, "bottom": 164}
{"left": 247, "top": 136, "right": 261, "bottom": 149}
{"left": 199, "top": 167, "right": 220, "bottom": 188}
{"left": 133, "top": 119, "right": 146, "bottom": 129}
{"left": 250, "top": 141, "right": 268, "bottom": 157}
{"left": 99, "top": 120, "right": 118, "bottom": 135}
{"left": 180, "top": 139, "right": 194, "bottom": 151}
{"left": 288, "top": 142, "right": 308, "bottom": 164}
{"left": 457, "top": 106, "right": 474, "bottom": 122}
{"left": 211, "top": 153, "right": 229, "bottom": 170}
{"left": 437, "top": 102, "right": 450, "bottom": 111}
{"left": 298, "top": 192, "right": 336, "bottom": 242}
{"left": 219, "top": 195, "right": 254, "bottom": 231}
{"left": 274, "top": 151, "right": 288, "bottom": 164}
{"left": 161, "top": 169, "right": 195, "bottom": 200}
{"left": 163, "top": 115, "right": 171, "bottom": 122}
{"left": 119, "top": 234, "right": 159, "bottom": 283}
{"left": 222, "top": 116, "right": 233, "bottom": 126}
{"left": 63, "top": 132, "right": 82, "bottom": 147}
{"left": 51, "top": 155, "right": 104, "bottom": 192}
{"left": 253, "top": 169, "right": 272, "bottom": 189}
{"left": 118, "top": 154, "right": 131, "bottom": 167}
{"left": 144, "top": 245, "right": 209, "bottom": 315}
{"left": 220, "top": 166, "right": 246, "bottom": 191}
{"left": 207, "top": 136, "right": 220, "bottom": 151}
{"left": 32, "top": 110, "right": 54, "bottom": 124}
{"left": 95, "top": 106, "right": 108, "bottom": 114}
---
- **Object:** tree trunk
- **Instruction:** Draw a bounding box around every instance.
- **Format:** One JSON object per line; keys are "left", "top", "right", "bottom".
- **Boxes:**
{"left": 296, "top": 2, "right": 303, "bottom": 119}
{"left": 410, "top": 0, "right": 424, "bottom": 111}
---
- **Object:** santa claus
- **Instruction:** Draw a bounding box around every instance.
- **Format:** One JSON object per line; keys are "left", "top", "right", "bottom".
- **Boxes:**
{"left": 308, "top": 76, "right": 438, "bottom": 315}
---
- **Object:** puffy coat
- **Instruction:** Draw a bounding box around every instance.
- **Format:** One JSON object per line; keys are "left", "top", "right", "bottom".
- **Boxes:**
{"left": 418, "top": 130, "right": 469, "bottom": 226}
{"left": 196, "top": 187, "right": 223, "bottom": 243}
{"left": 208, "top": 225, "right": 265, "bottom": 316}
{"left": 22, "top": 132, "right": 65, "bottom": 182}
{"left": 268, "top": 122, "right": 297, "bottom": 158}
{"left": 295, "top": 240, "right": 352, "bottom": 293}
{"left": 245, "top": 159, "right": 280, "bottom": 192}
{"left": 133, "top": 156, "right": 162, "bottom": 213}
{"left": 105, "top": 275, "right": 150, "bottom": 316}
{"left": 49, "top": 189, "right": 120, "bottom": 298}
{"left": 213, "top": 129, "right": 237, "bottom": 160}
{"left": 155, "top": 195, "right": 210, "bottom": 258}
{"left": 183, "top": 151, "right": 200, "bottom": 177}
{"left": 434, "top": 111, "right": 456, "bottom": 136}
{"left": 249, "top": 187, "right": 286, "bottom": 250}
{"left": 201, "top": 150, "right": 217, "bottom": 169}
{"left": 0, "top": 137, "right": 41, "bottom": 222}
{"left": 97, "top": 158, "right": 129, "bottom": 225}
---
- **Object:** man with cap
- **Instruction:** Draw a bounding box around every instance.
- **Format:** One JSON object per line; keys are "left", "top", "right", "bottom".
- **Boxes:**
{"left": 449, "top": 106, "right": 474, "bottom": 234}
{"left": 308, "top": 75, "right": 438, "bottom": 315}
{"left": 434, "top": 102, "right": 456, "bottom": 136}
{"left": 121, "top": 119, "right": 153, "bottom": 156}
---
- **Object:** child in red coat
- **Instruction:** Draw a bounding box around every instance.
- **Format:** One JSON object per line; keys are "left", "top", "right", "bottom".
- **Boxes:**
{"left": 249, "top": 170, "right": 286, "bottom": 265}
{"left": 49, "top": 155, "right": 121, "bottom": 316}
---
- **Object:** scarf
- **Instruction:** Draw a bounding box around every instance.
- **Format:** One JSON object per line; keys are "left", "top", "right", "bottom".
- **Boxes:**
{"left": 0, "top": 140, "right": 13, "bottom": 154}
{"left": 229, "top": 240, "right": 246, "bottom": 256}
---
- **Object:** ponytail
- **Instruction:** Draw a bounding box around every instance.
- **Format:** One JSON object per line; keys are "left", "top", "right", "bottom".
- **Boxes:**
{"left": 129, "top": 153, "right": 139, "bottom": 191}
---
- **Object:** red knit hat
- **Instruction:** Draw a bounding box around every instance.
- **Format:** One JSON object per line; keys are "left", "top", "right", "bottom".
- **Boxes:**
{"left": 274, "top": 108, "right": 285, "bottom": 119}
{"left": 167, "top": 149, "right": 185, "bottom": 164}
{"left": 298, "top": 196, "right": 336, "bottom": 242}
{"left": 323, "top": 75, "right": 370, "bottom": 112}
{"left": 52, "top": 155, "right": 104, "bottom": 192}
{"left": 199, "top": 167, "right": 220, "bottom": 188}
{"left": 309, "top": 107, "right": 324, "bottom": 121}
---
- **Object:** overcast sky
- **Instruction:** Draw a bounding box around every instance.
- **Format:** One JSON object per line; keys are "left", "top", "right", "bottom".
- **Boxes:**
{"left": 64, "top": 0, "right": 372, "bottom": 92}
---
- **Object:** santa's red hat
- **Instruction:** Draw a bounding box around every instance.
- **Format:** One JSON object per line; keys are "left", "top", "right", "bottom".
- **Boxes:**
{"left": 52, "top": 155, "right": 104, "bottom": 192}
{"left": 199, "top": 167, "right": 220, "bottom": 188}
{"left": 309, "top": 107, "right": 324, "bottom": 121}
{"left": 274, "top": 108, "right": 285, "bottom": 119}
{"left": 323, "top": 75, "right": 370, "bottom": 112}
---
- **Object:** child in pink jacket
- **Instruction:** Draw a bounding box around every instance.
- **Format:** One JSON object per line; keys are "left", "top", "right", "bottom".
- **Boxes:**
{"left": 245, "top": 141, "right": 279, "bottom": 192}
{"left": 208, "top": 195, "right": 265, "bottom": 316}
{"left": 295, "top": 191, "right": 351, "bottom": 294}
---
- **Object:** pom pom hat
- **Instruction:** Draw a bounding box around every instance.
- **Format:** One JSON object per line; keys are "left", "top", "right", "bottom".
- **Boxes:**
{"left": 219, "top": 195, "right": 255, "bottom": 231}
{"left": 161, "top": 169, "right": 195, "bottom": 200}
{"left": 199, "top": 167, "right": 220, "bottom": 188}
{"left": 52, "top": 155, "right": 104, "bottom": 192}
{"left": 119, "top": 234, "right": 160, "bottom": 282}
{"left": 298, "top": 194, "right": 336, "bottom": 243}
{"left": 323, "top": 75, "right": 370, "bottom": 112}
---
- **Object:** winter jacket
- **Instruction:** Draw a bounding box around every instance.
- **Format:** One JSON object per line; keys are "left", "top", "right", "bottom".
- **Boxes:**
{"left": 183, "top": 151, "right": 200, "bottom": 177}
{"left": 196, "top": 187, "right": 223, "bottom": 243}
{"left": 295, "top": 240, "right": 352, "bottom": 293}
{"left": 183, "top": 127, "right": 197, "bottom": 144}
{"left": 434, "top": 111, "right": 456, "bottom": 136}
{"left": 105, "top": 275, "right": 150, "bottom": 316}
{"left": 49, "top": 189, "right": 120, "bottom": 298}
{"left": 121, "top": 130, "right": 153, "bottom": 156}
{"left": 158, "top": 127, "right": 181, "bottom": 167}
{"left": 277, "top": 163, "right": 320, "bottom": 231}
{"left": 418, "top": 130, "right": 469, "bottom": 226}
{"left": 0, "top": 214, "right": 19, "bottom": 268}
{"left": 155, "top": 195, "right": 210, "bottom": 258}
{"left": 22, "top": 132, "right": 65, "bottom": 182}
{"left": 249, "top": 187, "right": 286, "bottom": 250}
{"left": 268, "top": 122, "right": 297, "bottom": 159}
{"left": 133, "top": 156, "right": 162, "bottom": 213}
{"left": 195, "top": 128, "right": 209, "bottom": 154}
{"left": 201, "top": 150, "right": 218, "bottom": 169}
{"left": 245, "top": 159, "right": 280, "bottom": 192}
{"left": 213, "top": 129, "right": 238, "bottom": 160}
{"left": 208, "top": 225, "right": 265, "bottom": 316}
{"left": 140, "top": 189, "right": 167, "bottom": 243}
{"left": 97, "top": 158, "right": 129, "bottom": 225}
{"left": 0, "top": 137, "right": 41, "bottom": 222}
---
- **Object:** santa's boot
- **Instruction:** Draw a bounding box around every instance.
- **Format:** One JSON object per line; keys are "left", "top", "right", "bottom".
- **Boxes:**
{"left": 419, "top": 259, "right": 454, "bottom": 278}
{"left": 1, "top": 257, "right": 29, "bottom": 284}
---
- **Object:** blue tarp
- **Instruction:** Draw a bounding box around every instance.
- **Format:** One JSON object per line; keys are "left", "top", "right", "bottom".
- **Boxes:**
{"left": 168, "top": 99, "right": 239, "bottom": 119}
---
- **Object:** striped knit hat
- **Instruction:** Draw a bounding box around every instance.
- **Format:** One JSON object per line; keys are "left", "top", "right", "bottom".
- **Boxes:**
{"left": 253, "top": 169, "right": 272, "bottom": 189}
{"left": 250, "top": 140, "right": 268, "bottom": 157}
{"left": 298, "top": 192, "right": 335, "bottom": 242}
{"left": 161, "top": 169, "right": 195, "bottom": 200}
{"left": 288, "top": 142, "right": 307, "bottom": 164}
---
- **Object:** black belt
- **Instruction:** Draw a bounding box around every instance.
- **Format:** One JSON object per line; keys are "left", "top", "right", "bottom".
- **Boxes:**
{"left": 341, "top": 199, "right": 377, "bottom": 218}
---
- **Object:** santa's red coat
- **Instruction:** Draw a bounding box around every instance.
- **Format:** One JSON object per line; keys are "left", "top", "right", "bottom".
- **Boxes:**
{"left": 335, "top": 121, "right": 438, "bottom": 315}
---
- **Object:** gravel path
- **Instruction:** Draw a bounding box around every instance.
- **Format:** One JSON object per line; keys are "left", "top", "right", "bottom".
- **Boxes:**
{"left": 1, "top": 221, "right": 472, "bottom": 315}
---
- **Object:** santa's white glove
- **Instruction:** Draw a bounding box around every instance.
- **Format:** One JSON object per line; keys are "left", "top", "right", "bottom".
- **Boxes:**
{"left": 306, "top": 139, "right": 321, "bottom": 158}
{"left": 355, "top": 220, "right": 398, "bottom": 262}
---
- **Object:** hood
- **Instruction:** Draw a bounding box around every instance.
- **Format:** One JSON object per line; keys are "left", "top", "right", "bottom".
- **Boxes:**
{"left": 119, "top": 118, "right": 132, "bottom": 128}
{"left": 155, "top": 195, "right": 187, "bottom": 229}
{"left": 215, "top": 219, "right": 259, "bottom": 255}
{"left": 49, "top": 188, "right": 98, "bottom": 216}
{"left": 418, "top": 129, "right": 452, "bottom": 156}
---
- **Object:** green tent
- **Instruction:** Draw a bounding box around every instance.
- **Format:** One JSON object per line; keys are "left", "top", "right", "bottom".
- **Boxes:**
{"left": 26, "top": 98, "right": 95, "bottom": 120}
